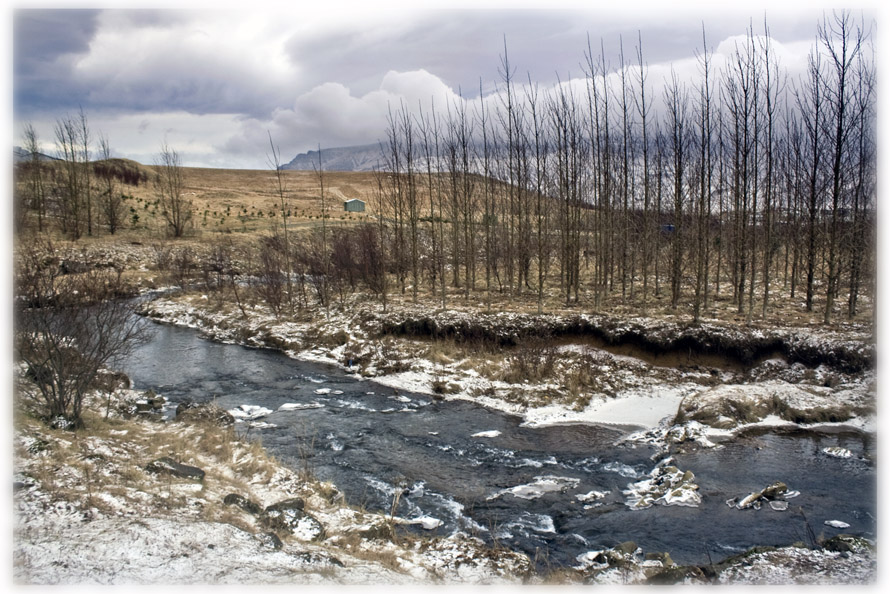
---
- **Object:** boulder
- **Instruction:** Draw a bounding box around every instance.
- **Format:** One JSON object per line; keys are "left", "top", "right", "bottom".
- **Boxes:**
{"left": 223, "top": 493, "right": 262, "bottom": 515}
{"left": 736, "top": 481, "right": 790, "bottom": 510}
{"left": 615, "top": 541, "right": 639, "bottom": 556}
{"left": 259, "top": 498, "right": 325, "bottom": 541}
{"left": 133, "top": 390, "right": 166, "bottom": 414}
{"left": 646, "top": 565, "right": 707, "bottom": 585}
{"left": 761, "top": 481, "right": 787, "bottom": 500}
{"left": 823, "top": 535, "right": 874, "bottom": 554}
{"left": 356, "top": 522, "right": 394, "bottom": 541}
{"left": 93, "top": 370, "right": 131, "bottom": 392}
{"left": 644, "top": 551, "right": 675, "bottom": 567}
{"left": 296, "top": 551, "right": 344, "bottom": 567}
{"left": 176, "top": 401, "right": 235, "bottom": 427}
{"left": 145, "top": 457, "right": 205, "bottom": 481}
{"left": 255, "top": 532, "right": 284, "bottom": 551}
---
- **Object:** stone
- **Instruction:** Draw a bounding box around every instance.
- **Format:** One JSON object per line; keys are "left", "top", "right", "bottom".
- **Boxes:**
{"left": 255, "top": 532, "right": 283, "bottom": 550}
{"left": 93, "top": 370, "right": 131, "bottom": 392}
{"left": 259, "top": 498, "right": 325, "bottom": 541}
{"left": 736, "top": 481, "right": 790, "bottom": 509}
{"left": 357, "top": 522, "right": 394, "bottom": 541}
{"left": 145, "top": 457, "right": 205, "bottom": 481}
{"left": 823, "top": 535, "right": 873, "bottom": 554}
{"left": 645, "top": 552, "right": 674, "bottom": 567}
{"left": 760, "top": 481, "right": 788, "bottom": 500}
{"left": 223, "top": 493, "right": 262, "bottom": 515}
{"left": 176, "top": 401, "right": 235, "bottom": 427}
{"left": 296, "top": 551, "right": 345, "bottom": 567}
{"left": 646, "top": 565, "right": 706, "bottom": 584}
{"left": 615, "top": 541, "right": 639, "bottom": 556}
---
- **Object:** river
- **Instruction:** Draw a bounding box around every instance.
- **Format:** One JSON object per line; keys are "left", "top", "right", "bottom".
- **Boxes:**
{"left": 121, "top": 319, "right": 877, "bottom": 569}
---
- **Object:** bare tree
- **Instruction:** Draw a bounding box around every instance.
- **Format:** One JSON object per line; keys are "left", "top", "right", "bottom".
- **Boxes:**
{"left": 78, "top": 108, "right": 94, "bottom": 236}
{"left": 665, "top": 69, "right": 690, "bottom": 310}
{"left": 845, "top": 42, "right": 876, "bottom": 318}
{"left": 20, "top": 123, "right": 47, "bottom": 233}
{"left": 820, "top": 10, "right": 864, "bottom": 324}
{"left": 634, "top": 32, "right": 653, "bottom": 306}
{"left": 312, "top": 144, "right": 331, "bottom": 310}
{"left": 97, "top": 133, "right": 126, "bottom": 235}
{"left": 693, "top": 26, "right": 715, "bottom": 323}
{"left": 267, "top": 132, "right": 293, "bottom": 311}
{"left": 796, "top": 48, "right": 826, "bottom": 313}
{"left": 155, "top": 142, "right": 192, "bottom": 237}
{"left": 372, "top": 166, "right": 390, "bottom": 312}
{"left": 54, "top": 114, "right": 85, "bottom": 239}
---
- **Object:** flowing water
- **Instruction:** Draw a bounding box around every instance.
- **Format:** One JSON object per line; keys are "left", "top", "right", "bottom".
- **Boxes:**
{"left": 121, "top": 320, "right": 877, "bottom": 568}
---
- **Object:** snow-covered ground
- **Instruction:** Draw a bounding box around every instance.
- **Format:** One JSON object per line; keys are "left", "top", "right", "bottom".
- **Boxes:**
{"left": 13, "top": 388, "right": 531, "bottom": 584}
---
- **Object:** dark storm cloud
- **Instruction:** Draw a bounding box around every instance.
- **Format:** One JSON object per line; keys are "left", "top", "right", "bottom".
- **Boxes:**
{"left": 14, "top": 9, "right": 100, "bottom": 68}
{"left": 13, "top": 9, "right": 100, "bottom": 111}
{"left": 13, "top": 9, "right": 294, "bottom": 119}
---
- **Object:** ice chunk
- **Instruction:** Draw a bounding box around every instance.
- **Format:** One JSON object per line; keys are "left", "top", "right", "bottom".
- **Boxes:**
{"left": 471, "top": 430, "right": 501, "bottom": 438}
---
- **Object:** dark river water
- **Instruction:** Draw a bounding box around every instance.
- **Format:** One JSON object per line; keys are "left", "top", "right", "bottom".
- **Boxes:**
{"left": 121, "top": 319, "right": 877, "bottom": 569}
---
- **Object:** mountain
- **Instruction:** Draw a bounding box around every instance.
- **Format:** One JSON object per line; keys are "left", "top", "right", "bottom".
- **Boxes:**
{"left": 13, "top": 146, "right": 60, "bottom": 163}
{"left": 281, "top": 143, "right": 384, "bottom": 172}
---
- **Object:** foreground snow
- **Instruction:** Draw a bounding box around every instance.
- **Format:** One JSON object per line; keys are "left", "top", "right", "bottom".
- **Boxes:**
{"left": 13, "top": 388, "right": 531, "bottom": 585}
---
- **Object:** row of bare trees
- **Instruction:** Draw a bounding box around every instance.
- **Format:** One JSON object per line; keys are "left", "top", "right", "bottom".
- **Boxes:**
{"left": 15, "top": 114, "right": 192, "bottom": 239}
{"left": 372, "top": 11, "right": 875, "bottom": 324}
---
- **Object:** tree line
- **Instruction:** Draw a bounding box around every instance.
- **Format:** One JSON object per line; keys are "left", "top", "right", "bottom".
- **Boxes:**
{"left": 370, "top": 11, "right": 875, "bottom": 324}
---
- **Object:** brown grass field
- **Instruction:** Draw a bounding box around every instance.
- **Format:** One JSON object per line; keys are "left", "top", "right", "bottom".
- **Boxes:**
{"left": 119, "top": 164, "right": 380, "bottom": 237}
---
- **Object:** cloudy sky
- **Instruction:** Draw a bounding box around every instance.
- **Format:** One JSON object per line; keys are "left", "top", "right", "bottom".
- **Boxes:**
{"left": 11, "top": 1, "right": 874, "bottom": 169}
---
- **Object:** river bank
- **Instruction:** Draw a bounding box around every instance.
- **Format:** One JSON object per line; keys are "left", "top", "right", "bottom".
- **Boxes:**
{"left": 13, "top": 371, "right": 877, "bottom": 584}
{"left": 13, "top": 284, "right": 878, "bottom": 584}
{"left": 140, "top": 291, "right": 876, "bottom": 448}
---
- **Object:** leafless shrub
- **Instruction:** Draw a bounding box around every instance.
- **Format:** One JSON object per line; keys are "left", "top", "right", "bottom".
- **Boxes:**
{"left": 15, "top": 240, "right": 146, "bottom": 427}
{"left": 503, "top": 339, "right": 559, "bottom": 383}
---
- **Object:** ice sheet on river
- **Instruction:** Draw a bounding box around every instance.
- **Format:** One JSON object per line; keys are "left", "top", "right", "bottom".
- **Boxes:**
{"left": 488, "top": 475, "right": 580, "bottom": 500}
{"left": 278, "top": 402, "right": 325, "bottom": 411}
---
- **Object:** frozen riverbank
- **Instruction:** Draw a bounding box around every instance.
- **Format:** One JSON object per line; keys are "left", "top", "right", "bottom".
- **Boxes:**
{"left": 140, "top": 293, "right": 876, "bottom": 449}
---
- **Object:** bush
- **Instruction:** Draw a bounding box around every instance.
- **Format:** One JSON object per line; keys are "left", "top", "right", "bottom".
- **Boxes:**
{"left": 15, "top": 240, "right": 146, "bottom": 427}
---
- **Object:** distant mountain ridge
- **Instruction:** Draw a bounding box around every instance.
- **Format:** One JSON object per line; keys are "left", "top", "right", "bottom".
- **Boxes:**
{"left": 281, "top": 143, "right": 384, "bottom": 172}
{"left": 13, "top": 146, "right": 59, "bottom": 163}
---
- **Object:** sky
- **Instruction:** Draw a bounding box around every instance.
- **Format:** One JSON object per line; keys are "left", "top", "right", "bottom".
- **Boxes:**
{"left": 9, "top": 1, "right": 878, "bottom": 170}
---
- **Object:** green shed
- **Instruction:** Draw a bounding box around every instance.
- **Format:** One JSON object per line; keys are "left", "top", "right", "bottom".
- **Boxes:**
{"left": 344, "top": 199, "right": 366, "bottom": 213}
